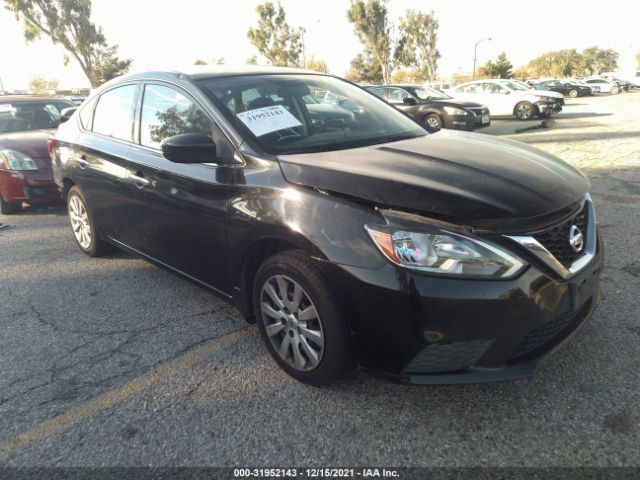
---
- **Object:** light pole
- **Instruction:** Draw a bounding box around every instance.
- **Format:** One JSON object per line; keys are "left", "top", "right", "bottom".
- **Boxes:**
{"left": 473, "top": 37, "right": 492, "bottom": 80}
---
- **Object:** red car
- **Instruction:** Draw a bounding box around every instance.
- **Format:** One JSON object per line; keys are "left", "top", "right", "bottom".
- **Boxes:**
{"left": 0, "top": 95, "right": 74, "bottom": 214}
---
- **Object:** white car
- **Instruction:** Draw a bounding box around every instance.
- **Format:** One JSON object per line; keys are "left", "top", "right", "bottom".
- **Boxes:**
{"left": 447, "top": 79, "right": 562, "bottom": 120}
{"left": 582, "top": 77, "right": 620, "bottom": 94}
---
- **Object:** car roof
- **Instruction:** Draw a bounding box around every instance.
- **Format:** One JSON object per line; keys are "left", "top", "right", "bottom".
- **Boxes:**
{"left": 0, "top": 95, "right": 73, "bottom": 103}
{"left": 111, "top": 65, "right": 323, "bottom": 84}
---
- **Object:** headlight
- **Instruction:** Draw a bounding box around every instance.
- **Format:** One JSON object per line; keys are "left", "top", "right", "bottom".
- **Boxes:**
{"left": 443, "top": 106, "right": 468, "bottom": 116}
{"left": 538, "top": 96, "right": 550, "bottom": 102}
{"left": 0, "top": 149, "right": 38, "bottom": 171}
{"left": 365, "top": 225, "right": 525, "bottom": 278}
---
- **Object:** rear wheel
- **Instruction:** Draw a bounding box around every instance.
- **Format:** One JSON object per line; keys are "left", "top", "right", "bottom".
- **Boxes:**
{"left": 253, "top": 250, "right": 354, "bottom": 385}
{"left": 0, "top": 195, "right": 20, "bottom": 215}
{"left": 67, "top": 186, "right": 112, "bottom": 257}
{"left": 423, "top": 113, "right": 442, "bottom": 132}
{"left": 514, "top": 101, "right": 536, "bottom": 120}
{"left": 568, "top": 89, "right": 579, "bottom": 98}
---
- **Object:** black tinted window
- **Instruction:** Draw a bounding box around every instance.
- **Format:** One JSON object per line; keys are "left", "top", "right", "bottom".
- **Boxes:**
{"left": 92, "top": 85, "right": 137, "bottom": 141}
{"left": 140, "top": 84, "right": 214, "bottom": 149}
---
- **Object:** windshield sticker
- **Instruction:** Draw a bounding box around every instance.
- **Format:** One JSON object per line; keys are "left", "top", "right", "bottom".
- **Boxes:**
{"left": 236, "top": 105, "right": 302, "bottom": 137}
{"left": 0, "top": 104, "right": 14, "bottom": 113}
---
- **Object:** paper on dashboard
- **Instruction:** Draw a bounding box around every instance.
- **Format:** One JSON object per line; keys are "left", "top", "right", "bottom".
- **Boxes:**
{"left": 236, "top": 105, "right": 302, "bottom": 137}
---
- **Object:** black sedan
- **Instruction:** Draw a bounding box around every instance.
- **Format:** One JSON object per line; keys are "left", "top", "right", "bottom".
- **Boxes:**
{"left": 368, "top": 85, "right": 490, "bottom": 133}
{"left": 536, "top": 80, "right": 591, "bottom": 98}
{"left": 51, "top": 67, "right": 602, "bottom": 385}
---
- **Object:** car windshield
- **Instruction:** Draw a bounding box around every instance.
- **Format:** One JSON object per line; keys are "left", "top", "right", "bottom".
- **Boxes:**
{"left": 411, "top": 86, "right": 450, "bottom": 100}
{"left": 198, "top": 74, "right": 425, "bottom": 155}
{"left": 502, "top": 81, "right": 530, "bottom": 91}
{"left": 0, "top": 100, "right": 73, "bottom": 134}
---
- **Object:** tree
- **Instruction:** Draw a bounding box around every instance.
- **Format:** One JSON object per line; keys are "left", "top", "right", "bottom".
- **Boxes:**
{"left": 525, "top": 49, "right": 584, "bottom": 77}
{"left": 247, "top": 2, "right": 303, "bottom": 67}
{"left": 478, "top": 52, "right": 513, "bottom": 79}
{"left": 347, "top": 0, "right": 400, "bottom": 84}
{"left": 345, "top": 53, "right": 383, "bottom": 83}
{"left": 636, "top": 50, "right": 640, "bottom": 69}
{"left": 581, "top": 47, "right": 618, "bottom": 75}
{"left": 246, "top": 55, "right": 258, "bottom": 65}
{"left": 194, "top": 59, "right": 208, "bottom": 65}
{"left": 390, "top": 68, "right": 421, "bottom": 84}
{"left": 306, "top": 56, "right": 328, "bottom": 73}
{"left": 3, "top": 0, "right": 132, "bottom": 88}
{"left": 215, "top": 57, "right": 225, "bottom": 65}
{"left": 28, "top": 75, "right": 58, "bottom": 94}
{"left": 397, "top": 10, "right": 440, "bottom": 81}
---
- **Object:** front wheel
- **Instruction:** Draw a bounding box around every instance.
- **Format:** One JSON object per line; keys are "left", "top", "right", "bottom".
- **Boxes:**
{"left": 67, "top": 186, "right": 112, "bottom": 257}
{"left": 253, "top": 250, "right": 354, "bottom": 385}
{"left": 568, "top": 89, "right": 579, "bottom": 98}
{"left": 611, "top": 86, "right": 619, "bottom": 94}
{"left": 514, "top": 102, "right": 536, "bottom": 120}
{"left": 423, "top": 113, "right": 442, "bottom": 133}
{"left": 0, "top": 195, "right": 21, "bottom": 215}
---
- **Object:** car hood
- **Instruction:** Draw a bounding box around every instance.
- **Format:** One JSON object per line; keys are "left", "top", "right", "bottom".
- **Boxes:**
{"left": 277, "top": 130, "right": 589, "bottom": 228}
{"left": 0, "top": 129, "right": 53, "bottom": 158}
{"left": 425, "top": 98, "right": 486, "bottom": 109}
{"left": 528, "top": 89, "right": 563, "bottom": 99}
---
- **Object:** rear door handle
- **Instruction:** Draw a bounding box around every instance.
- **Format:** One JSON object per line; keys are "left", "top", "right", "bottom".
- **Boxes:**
{"left": 127, "top": 171, "right": 150, "bottom": 188}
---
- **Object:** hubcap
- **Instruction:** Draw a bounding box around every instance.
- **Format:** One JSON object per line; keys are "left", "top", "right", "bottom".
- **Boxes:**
{"left": 68, "top": 195, "right": 92, "bottom": 249}
{"left": 426, "top": 117, "right": 440, "bottom": 129}
{"left": 260, "top": 274, "right": 324, "bottom": 372}
{"left": 517, "top": 103, "right": 532, "bottom": 119}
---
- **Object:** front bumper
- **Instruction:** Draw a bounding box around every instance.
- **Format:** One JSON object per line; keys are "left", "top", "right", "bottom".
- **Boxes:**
{"left": 317, "top": 230, "right": 603, "bottom": 384}
{"left": 536, "top": 101, "right": 563, "bottom": 115}
{"left": 0, "top": 170, "right": 60, "bottom": 203}
{"left": 444, "top": 112, "right": 490, "bottom": 131}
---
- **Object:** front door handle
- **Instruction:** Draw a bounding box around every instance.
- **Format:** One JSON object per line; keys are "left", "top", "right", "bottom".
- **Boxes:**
{"left": 127, "top": 172, "right": 150, "bottom": 188}
{"left": 77, "top": 155, "right": 88, "bottom": 168}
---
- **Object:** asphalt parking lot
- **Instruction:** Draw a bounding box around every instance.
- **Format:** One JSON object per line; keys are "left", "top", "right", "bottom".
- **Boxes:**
{"left": 1, "top": 91, "right": 639, "bottom": 468}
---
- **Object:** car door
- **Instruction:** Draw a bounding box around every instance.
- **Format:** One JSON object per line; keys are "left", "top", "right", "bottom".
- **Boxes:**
{"left": 384, "top": 87, "right": 420, "bottom": 116}
{"left": 482, "top": 82, "right": 513, "bottom": 116}
{"left": 123, "top": 82, "right": 237, "bottom": 292}
{"left": 72, "top": 82, "right": 143, "bottom": 247}
{"left": 452, "top": 83, "right": 485, "bottom": 105}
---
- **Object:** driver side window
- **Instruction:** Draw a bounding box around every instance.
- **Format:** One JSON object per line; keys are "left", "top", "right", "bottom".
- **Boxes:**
{"left": 484, "top": 83, "right": 507, "bottom": 94}
{"left": 140, "top": 84, "right": 214, "bottom": 149}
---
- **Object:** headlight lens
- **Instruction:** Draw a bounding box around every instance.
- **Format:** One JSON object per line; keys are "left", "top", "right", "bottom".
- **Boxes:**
{"left": 443, "top": 106, "right": 468, "bottom": 116}
{"left": 365, "top": 225, "right": 525, "bottom": 278}
{"left": 0, "top": 149, "right": 38, "bottom": 171}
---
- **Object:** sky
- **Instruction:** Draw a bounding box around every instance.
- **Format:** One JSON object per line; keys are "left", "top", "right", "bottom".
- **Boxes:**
{"left": 1, "top": 0, "right": 639, "bottom": 90}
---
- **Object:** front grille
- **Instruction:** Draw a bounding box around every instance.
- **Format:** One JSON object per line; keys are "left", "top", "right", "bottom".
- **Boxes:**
{"left": 509, "top": 299, "right": 593, "bottom": 362}
{"left": 469, "top": 107, "right": 489, "bottom": 116}
{"left": 533, "top": 205, "right": 587, "bottom": 268}
{"left": 403, "top": 340, "right": 492, "bottom": 374}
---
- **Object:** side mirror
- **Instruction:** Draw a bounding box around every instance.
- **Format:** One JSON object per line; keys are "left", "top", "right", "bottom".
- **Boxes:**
{"left": 161, "top": 133, "right": 225, "bottom": 164}
{"left": 402, "top": 97, "right": 418, "bottom": 105}
{"left": 59, "top": 107, "right": 77, "bottom": 124}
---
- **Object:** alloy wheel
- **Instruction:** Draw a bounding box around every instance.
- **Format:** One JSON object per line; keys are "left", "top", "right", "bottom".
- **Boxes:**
{"left": 426, "top": 116, "right": 440, "bottom": 130}
{"left": 68, "top": 195, "right": 92, "bottom": 249}
{"left": 260, "top": 274, "right": 324, "bottom": 372}
{"left": 516, "top": 103, "right": 533, "bottom": 120}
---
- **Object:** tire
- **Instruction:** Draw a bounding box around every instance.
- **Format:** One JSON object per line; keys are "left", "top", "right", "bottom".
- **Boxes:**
{"left": 0, "top": 195, "right": 21, "bottom": 215}
{"left": 253, "top": 250, "right": 354, "bottom": 385}
{"left": 423, "top": 113, "right": 442, "bottom": 133}
{"left": 514, "top": 101, "right": 535, "bottom": 120}
{"left": 611, "top": 86, "right": 619, "bottom": 94}
{"left": 568, "top": 89, "right": 579, "bottom": 98}
{"left": 66, "top": 186, "right": 112, "bottom": 257}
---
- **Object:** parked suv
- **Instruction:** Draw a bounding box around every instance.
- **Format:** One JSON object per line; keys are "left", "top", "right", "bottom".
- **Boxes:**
{"left": 367, "top": 85, "right": 490, "bottom": 133}
{"left": 51, "top": 67, "right": 602, "bottom": 385}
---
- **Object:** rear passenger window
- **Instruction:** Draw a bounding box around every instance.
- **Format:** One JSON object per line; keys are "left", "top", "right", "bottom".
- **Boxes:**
{"left": 79, "top": 97, "right": 97, "bottom": 130}
{"left": 92, "top": 85, "right": 137, "bottom": 141}
{"left": 140, "top": 84, "right": 213, "bottom": 149}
